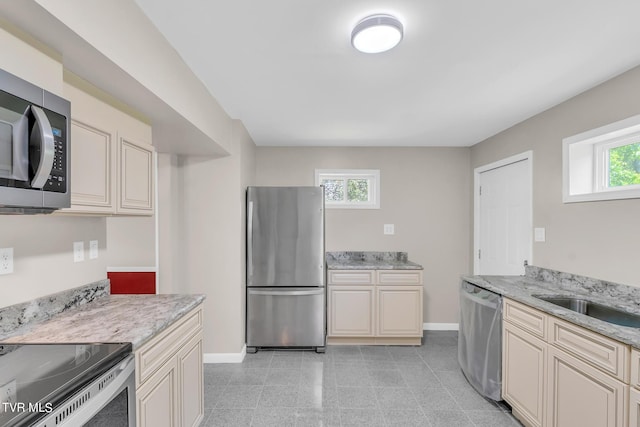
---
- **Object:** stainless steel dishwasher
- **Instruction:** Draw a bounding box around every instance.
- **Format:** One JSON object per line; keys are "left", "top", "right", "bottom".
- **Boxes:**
{"left": 458, "top": 281, "right": 503, "bottom": 401}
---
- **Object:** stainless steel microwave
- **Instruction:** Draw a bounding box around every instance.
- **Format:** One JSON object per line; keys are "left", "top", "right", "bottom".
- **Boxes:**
{"left": 0, "top": 68, "right": 70, "bottom": 214}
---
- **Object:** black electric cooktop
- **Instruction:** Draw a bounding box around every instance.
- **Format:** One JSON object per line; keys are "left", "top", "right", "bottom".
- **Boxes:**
{"left": 0, "top": 342, "right": 131, "bottom": 427}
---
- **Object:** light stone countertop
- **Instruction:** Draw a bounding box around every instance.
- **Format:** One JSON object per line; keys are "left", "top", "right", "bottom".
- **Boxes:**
{"left": 326, "top": 251, "right": 423, "bottom": 270}
{"left": 0, "top": 293, "right": 205, "bottom": 351}
{"left": 463, "top": 267, "right": 640, "bottom": 349}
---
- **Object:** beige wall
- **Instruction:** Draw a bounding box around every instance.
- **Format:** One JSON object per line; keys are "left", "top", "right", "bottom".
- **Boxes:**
{"left": 0, "top": 22, "right": 158, "bottom": 307}
{"left": 157, "top": 153, "right": 184, "bottom": 294}
{"left": 471, "top": 65, "right": 640, "bottom": 287}
{"left": 162, "top": 121, "right": 256, "bottom": 355}
{"left": 256, "top": 147, "right": 471, "bottom": 324}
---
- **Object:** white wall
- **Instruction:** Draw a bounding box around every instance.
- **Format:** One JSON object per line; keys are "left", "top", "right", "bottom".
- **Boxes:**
{"left": 256, "top": 147, "right": 471, "bottom": 324}
{"left": 471, "top": 65, "right": 640, "bottom": 287}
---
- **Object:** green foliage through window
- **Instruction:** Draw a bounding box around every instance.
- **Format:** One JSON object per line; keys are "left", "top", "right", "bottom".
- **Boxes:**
{"left": 347, "top": 179, "right": 369, "bottom": 202}
{"left": 609, "top": 142, "right": 640, "bottom": 187}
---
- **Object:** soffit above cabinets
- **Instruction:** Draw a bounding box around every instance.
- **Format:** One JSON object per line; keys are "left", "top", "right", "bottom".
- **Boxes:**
{"left": 0, "top": 0, "right": 232, "bottom": 157}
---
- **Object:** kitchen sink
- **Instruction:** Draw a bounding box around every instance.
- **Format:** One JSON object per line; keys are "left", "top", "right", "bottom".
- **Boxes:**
{"left": 534, "top": 295, "right": 640, "bottom": 328}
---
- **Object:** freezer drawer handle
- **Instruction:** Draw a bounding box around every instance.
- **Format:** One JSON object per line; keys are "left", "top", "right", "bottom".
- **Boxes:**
{"left": 250, "top": 289, "right": 324, "bottom": 296}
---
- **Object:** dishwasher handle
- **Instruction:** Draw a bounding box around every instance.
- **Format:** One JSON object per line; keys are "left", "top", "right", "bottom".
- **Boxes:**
{"left": 460, "top": 282, "right": 501, "bottom": 310}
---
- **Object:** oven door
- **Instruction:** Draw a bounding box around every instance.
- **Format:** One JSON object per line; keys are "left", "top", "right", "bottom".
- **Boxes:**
{"left": 34, "top": 354, "right": 136, "bottom": 427}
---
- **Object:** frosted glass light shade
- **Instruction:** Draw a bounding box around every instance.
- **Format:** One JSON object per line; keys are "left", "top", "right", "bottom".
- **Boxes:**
{"left": 351, "top": 14, "right": 403, "bottom": 53}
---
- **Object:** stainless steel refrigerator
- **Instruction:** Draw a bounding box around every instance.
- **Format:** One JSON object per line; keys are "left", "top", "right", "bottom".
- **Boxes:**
{"left": 246, "top": 186, "right": 326, "bottom": 353}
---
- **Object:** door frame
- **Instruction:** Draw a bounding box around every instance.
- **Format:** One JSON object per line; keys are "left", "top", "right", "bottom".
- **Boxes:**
{"left": 473, "top": 150, "right": 533, "bottom": 275}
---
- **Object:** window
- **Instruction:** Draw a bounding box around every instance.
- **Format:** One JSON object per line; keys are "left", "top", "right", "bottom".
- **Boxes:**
{"left": 563, "top": 114, "right": 640, "bottom": 202}
{"left": 315, "top": 169, "right": 380, "bottom": 209}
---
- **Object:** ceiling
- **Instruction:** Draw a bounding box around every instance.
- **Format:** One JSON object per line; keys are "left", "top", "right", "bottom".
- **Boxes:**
{"left": 133, "top": 0, "right": 640, "bottom": 147}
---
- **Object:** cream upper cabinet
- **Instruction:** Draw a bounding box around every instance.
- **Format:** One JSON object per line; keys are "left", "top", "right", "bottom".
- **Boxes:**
{"left": 68, "top": 119, "right": 115, "bottom": 213}
{"left": 327, "top": 269, "right": 423, "bottom": 345}
{"left": 61, "top": 78, "right": 154, "bottom": 216}
{"left": 117, "top": 135, "right": 154, "bottom": 214}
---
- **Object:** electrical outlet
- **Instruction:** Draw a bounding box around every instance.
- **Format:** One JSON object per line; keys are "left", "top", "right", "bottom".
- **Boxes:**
{"left": 89, "top": 240, "right": 99, "bottom": 260}
{"left": 383, "top": 224, "right": 395, "bottom": 235}
{"left": 73, "top": 242, "right": 84, "bottom": 263}
{"left": 0, "top": 379, "right": 16, "bottom": 412}
{"left": 0, "top": 248, "right": 13, "bottom": 275}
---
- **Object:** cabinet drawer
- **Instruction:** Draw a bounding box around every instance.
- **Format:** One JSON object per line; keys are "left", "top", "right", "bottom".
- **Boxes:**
{"left": 504, "top": 299, "right": 547, "bottom": 339}
{"left": 136, "top": 305, "right": 203, "bottom": 386}
{"left": 631, "top": 349, "right": 640, "bottom": 388}
{"left": 548, "top": 316, "right": 629, "bottom": 382}
{"left": 328, "top": 270, "right": 375, "bottom": 285}
{"left": 377, "top": 270, "right": 423, "bottom": 285}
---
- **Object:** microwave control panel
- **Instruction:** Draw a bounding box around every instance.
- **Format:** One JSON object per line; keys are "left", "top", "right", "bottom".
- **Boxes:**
{"left": 42, "top": 112, "right": 66, "bottom": 193}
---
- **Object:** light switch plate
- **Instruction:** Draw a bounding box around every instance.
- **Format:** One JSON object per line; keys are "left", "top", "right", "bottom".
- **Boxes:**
{"left": 0, "top": 248, "right": 13, "bottom": 275}
{"left": 383, "top": 224, "right": 395, "bottom": 235}
{"left": 534, "top": 227, "right": 546, "bottom": 242}
{"left": 73, "top": 241, "right": 85, "bottom": 262}
{"left": 89, "top": 240, "right": 99, "bottom": 259}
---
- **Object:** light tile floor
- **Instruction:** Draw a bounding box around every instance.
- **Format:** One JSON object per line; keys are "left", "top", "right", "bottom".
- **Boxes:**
{"left": 201, "top": 331, "right": 523, "bottom": 426}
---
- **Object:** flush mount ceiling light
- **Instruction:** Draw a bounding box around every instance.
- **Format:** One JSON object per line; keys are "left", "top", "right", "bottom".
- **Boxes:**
{"left": 351, "top": 14, "right": 404, "bottom": 54}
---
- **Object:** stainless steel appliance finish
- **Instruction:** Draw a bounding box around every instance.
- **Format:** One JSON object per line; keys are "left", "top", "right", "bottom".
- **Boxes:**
{"left": 458, "top": 281, "right": 503, "bottom": 401}
{"left": 0, "top": 68, "right": 70, "bottom": 214}
{"left": 246, "top": 186, "right": 326, "bottom": 352}
{"left": 0, "top": 343, "right": 133, "bottom": 427}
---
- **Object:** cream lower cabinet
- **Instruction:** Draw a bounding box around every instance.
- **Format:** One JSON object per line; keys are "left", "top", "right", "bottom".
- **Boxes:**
{"left": 62, "top": 78, "right": 154, "bottom": 216}
{"left": 503, "top": 321, "right": 546, "bottom": 427}
{"left": 630, "top": 387, "right": 640, "bottom": 426}
{"left": 136, "top": 305, "right": 204, "bottom": 427}
{"left": 546, "top": 345, "right": 627, "bottom": 427}
{"left": 327, "top": 269, "right": 423, "bottom": 345}
{"left": 628, "top": 349, "right": 640, "bottom": 427}
{"left": 328, "top": 286, "right": 375, "bottom": 336}
{"left": 502, "top": 298, "right": 631, "bottom": 427}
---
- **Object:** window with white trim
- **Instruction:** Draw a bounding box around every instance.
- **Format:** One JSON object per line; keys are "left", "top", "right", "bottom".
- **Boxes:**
{"left": 314, "top": 169, "right": 380, "bottom": 209}
{"left": 563, "top": 114, "right": 640, "bottom": 203}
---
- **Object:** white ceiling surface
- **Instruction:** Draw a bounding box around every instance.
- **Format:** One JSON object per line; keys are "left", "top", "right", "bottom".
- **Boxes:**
{"left": 134, "top": 0, "right": 640, "bottom": 147}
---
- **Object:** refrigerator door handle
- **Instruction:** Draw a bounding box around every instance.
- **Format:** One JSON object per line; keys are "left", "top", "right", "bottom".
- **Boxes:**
{"left": 249, "top": 289, "right": 324, "bottom": 296}
{"left": 247, "top": 200, "right": 254, "bottom": 279}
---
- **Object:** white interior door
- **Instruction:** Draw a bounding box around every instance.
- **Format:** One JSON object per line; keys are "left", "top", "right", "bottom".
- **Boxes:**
{"left": 477, "top": 157, "right": 531, "bottom": 275}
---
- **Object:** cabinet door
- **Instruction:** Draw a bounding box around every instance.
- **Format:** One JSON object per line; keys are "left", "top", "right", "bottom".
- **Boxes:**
{"left": 118, "top": 135, "right": 154, "bottom": 214}
{"left": 178, "top": 332, "right": 204, "bottom": 427}
{"left": 376, "top": 286, "right": 423, "bottom": 336}
{"left": 328, "top": 286, "right": 374, "bottom": 336}
{"left": 137, "top": 356, "right": 178, "bottom": 427}
{"left": 503, "top": 321, "right": 546, "bottom": 427}
{"left": 630, "top": 387, "right": 640, "bottom": 427}
{"left": 67, "top": 119, "right": 115, "bottom": 213}
{"left": 546, "top": 345, "right": 627, "bottom": 427}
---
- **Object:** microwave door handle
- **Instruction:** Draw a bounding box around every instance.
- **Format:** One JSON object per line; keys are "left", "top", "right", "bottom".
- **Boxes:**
{"left": 30, "top": 106, "right": 55, "bottom": 189}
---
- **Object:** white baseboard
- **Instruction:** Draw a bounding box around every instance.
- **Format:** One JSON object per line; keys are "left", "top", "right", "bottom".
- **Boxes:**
{"left": 203, "top": 344, "right": 246, "bottom": 363}
{"left": 423, "top": 323, "right": 459, "bottom": 331}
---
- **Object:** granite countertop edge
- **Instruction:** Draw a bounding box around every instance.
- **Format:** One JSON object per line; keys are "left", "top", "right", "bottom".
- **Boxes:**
{"left": 462, "top": 274, "right": 640, "bottom": 350}
{"left": 0, "top": 294, "right": 206, "bottom": 351}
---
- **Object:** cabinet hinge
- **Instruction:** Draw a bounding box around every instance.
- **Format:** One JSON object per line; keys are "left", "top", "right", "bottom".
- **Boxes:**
{"left": 479, "top": 186, "right": 482, "bottom": 196}
{"left": 478, "top": 249, "right": 481, "bottom": 260}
